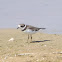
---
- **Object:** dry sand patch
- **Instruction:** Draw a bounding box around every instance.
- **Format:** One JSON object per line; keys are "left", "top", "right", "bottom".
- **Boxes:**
{"left": 0, "top": 29, "right": 62, "bottom": 62}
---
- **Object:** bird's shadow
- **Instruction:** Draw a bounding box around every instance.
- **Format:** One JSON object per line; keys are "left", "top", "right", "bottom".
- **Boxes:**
{"left": 30, "top": 40, "right": 51, "bottom": 43}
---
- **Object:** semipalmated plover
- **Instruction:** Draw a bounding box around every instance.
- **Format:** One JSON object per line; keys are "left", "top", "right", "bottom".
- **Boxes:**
{"left": 17, "top": 24, "right": 46, "bottom": 43}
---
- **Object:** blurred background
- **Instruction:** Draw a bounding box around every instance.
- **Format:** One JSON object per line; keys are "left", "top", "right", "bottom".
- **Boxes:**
{"left": 0, "top": 0, "right": 62, "bottom": 34}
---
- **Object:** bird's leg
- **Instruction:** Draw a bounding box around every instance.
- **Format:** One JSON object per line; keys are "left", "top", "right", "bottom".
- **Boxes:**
{"left": 27, "top": 34, "right": 29, "bottom": 43}
{"left": 27, "top": 34, "right": 32, "bottom": 43}
{"left": 28, "top": 34, "right": 29, "bottom": 39}
{"left": 30, "top": 34, "right": 32, "bottom": 43}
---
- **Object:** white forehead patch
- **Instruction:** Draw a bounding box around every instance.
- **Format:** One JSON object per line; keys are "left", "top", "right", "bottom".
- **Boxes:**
{"left": 18, "top": 25, "right": 20, "bottom": 27}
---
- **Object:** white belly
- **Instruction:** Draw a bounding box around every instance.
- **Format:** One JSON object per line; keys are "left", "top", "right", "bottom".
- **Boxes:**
{"left": 23, "top": 29, "right": 36, "bottom": 34}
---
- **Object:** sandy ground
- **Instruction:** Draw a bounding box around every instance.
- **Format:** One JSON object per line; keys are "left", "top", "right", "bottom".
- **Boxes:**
{"left": 0, "top": 29, "right": 62, "bottom": 62}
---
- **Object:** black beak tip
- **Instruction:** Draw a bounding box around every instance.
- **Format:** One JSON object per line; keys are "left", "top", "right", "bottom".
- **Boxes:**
{"left": 17, "top": 27, "right": 19, "bottom": 29}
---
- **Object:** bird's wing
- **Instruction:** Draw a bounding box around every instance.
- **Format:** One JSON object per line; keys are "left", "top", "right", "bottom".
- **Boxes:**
{"left": 26, "top": 25, "right": 40, "bottom": 31}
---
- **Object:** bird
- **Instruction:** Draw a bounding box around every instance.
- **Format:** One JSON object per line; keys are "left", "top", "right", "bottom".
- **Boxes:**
{"left": 17, "top": 24, "right": 46, "bottom": 43}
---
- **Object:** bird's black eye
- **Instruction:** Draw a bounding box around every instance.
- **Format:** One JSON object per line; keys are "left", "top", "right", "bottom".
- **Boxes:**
{"left": 21, "top": 25, "right": 25, "bottom": 27}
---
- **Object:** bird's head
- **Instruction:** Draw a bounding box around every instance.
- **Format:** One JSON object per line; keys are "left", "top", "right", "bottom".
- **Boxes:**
{"left": 17, "top": 24, "right": 26, "bottom": 30}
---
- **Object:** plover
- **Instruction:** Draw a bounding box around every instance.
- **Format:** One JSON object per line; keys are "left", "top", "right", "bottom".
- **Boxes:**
{"left": 17, "top": 24, "right": 46, "bottom": 43}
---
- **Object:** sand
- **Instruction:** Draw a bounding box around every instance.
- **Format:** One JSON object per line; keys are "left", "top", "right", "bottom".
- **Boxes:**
{"left": 0, "top": 29, "right": 62, "bottom": 62}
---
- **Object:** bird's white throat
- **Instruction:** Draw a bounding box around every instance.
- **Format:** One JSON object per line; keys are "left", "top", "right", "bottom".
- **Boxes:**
{"left": 18, "top": 25, "right": 20, "bottom": 27}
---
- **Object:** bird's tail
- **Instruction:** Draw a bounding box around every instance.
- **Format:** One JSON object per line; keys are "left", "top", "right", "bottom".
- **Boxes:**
{"left": 39, "top": 28, "right": 46, "bottom": 29}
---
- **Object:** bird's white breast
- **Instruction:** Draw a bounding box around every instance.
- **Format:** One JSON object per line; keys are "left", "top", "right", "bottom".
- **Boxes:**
{"left": 23, "top": 29, "right": 36, "bottom": 34}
